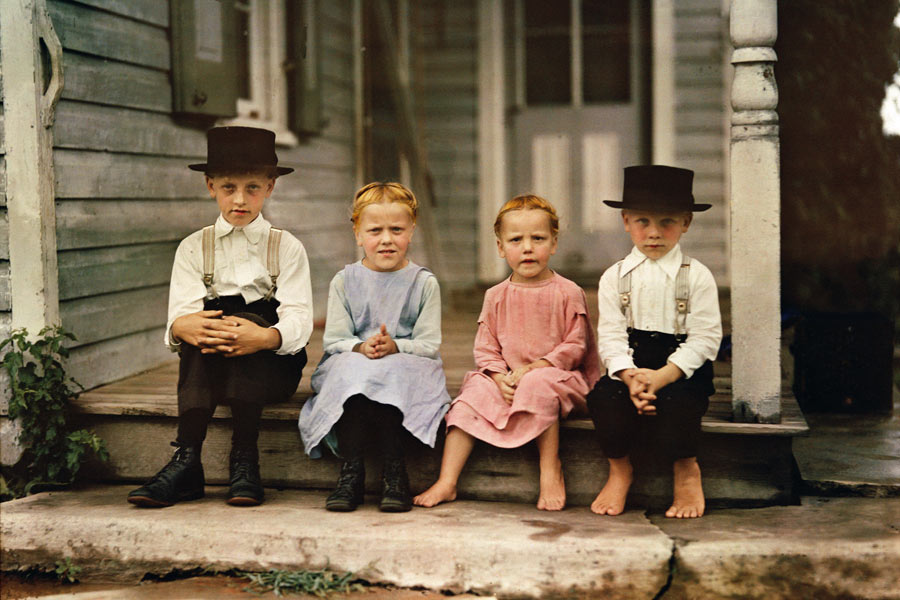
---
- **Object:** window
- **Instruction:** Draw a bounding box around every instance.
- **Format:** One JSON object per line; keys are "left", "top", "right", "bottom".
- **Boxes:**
{"left": 518, "top": 0, "right": 632, "bottom": 106}
{"left": 227, "top": 0, "right": 297, "bottom": 145}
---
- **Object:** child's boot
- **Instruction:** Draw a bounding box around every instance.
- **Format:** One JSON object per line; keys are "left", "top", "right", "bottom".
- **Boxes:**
{"left": 326, "top": 458, "right": 366, "bottom": 511}
{"left": 127, "top": 442, "right": 205, "bottom": 507}
{"left": 227, "top": 445, "right": 264, "bottom": 506}
{"left": 379, "top": 458, "right": 412, "bottom": 512}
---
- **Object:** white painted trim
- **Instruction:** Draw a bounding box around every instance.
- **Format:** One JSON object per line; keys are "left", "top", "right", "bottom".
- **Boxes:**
{"left": 571, "top": 0, "right": 583, "bottom": 108}
{"left": 0, "top": 0, "right": 61, "bottom": 334}
{"left": 477, "top": 0, "right": 508, "bottom": 282}
{"left": 652, "top": 0, "right": 676, "bottom": 164}
{"left": 352, "top": 0, "right": 365, "bottom": 188}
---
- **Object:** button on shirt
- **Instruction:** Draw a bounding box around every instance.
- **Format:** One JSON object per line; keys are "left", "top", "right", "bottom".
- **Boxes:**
{"left": 596, "top": 244, "right": 722, "bottom": 379}
{"left": 165, "top": 214, "right": 313, "bottom": 355}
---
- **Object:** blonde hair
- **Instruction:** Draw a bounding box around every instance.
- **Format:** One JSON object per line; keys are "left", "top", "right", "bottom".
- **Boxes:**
{"left": 350, "top": 182, "right": 418, "bottom": 227}
{"left": 493, "top": 194, "right": 560, "bottom": 238}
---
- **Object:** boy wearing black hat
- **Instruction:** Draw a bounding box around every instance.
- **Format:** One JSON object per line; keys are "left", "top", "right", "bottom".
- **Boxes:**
{"left": 587, "top": 165, "right": 722, "bottom": 519}
{"left": 128, "top": 126, "right": 312, "bottom": 508}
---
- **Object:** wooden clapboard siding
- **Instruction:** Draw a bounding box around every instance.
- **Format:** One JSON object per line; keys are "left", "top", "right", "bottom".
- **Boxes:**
{"left": 43, "top": 0, "right": 358, "bottom": 392}
{"left": 418, "top": 0, "right": 479, "bottom": 291}
{"left": 674, "top": 0, "right": 728, "bottom": 285}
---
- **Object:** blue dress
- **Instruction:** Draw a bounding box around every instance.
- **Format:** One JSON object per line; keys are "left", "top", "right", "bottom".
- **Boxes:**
{"left": 298, "top": 261, "right": 451, "bottom": 458}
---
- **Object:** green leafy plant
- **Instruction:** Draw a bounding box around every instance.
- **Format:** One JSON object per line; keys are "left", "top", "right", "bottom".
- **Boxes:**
{"left": 1, "top": 326, "right": 108, "bottom": 500}
{"left": 54, "top": 557, "right": 81, "bottom": 583}
{"left": 241, "top": 568, "right": 365, "bottom": 597}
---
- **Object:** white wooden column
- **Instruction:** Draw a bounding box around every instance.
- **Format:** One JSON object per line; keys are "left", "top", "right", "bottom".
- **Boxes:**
{"left": 729, "top": 0, "right": 781, "bottom": 423}
{"left": 0, "top": 0, "right": 63, "bottom": 335}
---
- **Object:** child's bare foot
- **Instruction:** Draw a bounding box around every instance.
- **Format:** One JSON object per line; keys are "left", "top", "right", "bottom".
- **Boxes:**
{"left": 536, "top": 459, "right": 566, "bottom": 511}
{"left": 591, "top": 457, "right": 633, "bottom": 515}
{"left": 413, "top": 480, "right": 457, "bottom": 508}
{"left": 666, "top": 457, "right": 704, "bottom": 518}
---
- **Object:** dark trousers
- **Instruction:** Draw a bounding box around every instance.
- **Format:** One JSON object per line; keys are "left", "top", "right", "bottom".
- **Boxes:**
{"left": 176, "top": 295, "right": 307, "bottom": 447}
{"left": 587, "top": 329, "right": 713, "bottom": 461}
{"left": 334, "top": 395, "right": 406, "bottom": 461}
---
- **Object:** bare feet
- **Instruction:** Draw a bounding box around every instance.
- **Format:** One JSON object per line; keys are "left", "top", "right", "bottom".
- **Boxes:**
{"left": 591, "top": 457, "right": 633, "bottom": 515}
{"left": 413, "top": 480, "right": 457, "bottom": 508}
{"left": 666, "top": 457, "right": 705, "bottom": 518}
{"left": 536, "top": 458, "right": 566, "bottom": 511}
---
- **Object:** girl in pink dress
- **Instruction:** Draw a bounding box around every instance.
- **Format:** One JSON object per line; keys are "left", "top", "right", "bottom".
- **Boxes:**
{"left": 414, "top": 195, "right": 600, "bottom": 510}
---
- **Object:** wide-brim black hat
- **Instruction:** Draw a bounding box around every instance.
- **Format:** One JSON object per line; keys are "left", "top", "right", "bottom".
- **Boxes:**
{"left": 188, "top": 126, "right": 294, "bottom": 176}
{"left": 603, "top": 165, "right": 710, "bottom": 212}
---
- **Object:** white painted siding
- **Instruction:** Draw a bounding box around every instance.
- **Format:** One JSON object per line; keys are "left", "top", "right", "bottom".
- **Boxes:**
{"left": 418, "top": 0, "right": 479, "bottom": 291}
{"left": 47, "top": 0, "right": 357, "bottom": 390}
{"left": 674, "top": 0, "right": 728, "bottom": 284}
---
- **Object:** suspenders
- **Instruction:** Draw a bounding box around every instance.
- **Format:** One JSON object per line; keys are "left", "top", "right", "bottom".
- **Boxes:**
{"left": 200, "top": 225, "right": 283, "bottom": 301}
{"left": 618, "top": 254, "right": 692, "bottom": 338}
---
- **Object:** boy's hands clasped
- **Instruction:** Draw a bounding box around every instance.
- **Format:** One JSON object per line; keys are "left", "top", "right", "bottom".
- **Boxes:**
{"left": 618, "top": 363, "right": 685, "bottom": 415}
{"left": 172, "top": 310, "right": 281, "bottom": 357}
{"left": 356, "top": 324, "right": 398, "bottom": 359}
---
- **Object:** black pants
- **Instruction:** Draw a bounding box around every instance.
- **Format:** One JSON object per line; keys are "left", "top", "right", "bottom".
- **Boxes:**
{"left": 175, "top": 295, "right": 307, "bottom": 446}
{"left": 334, "top": 395, "right": 406, "bottom": 461}
{"left": 587, "top": 329, "right": 713, "bottom": 461}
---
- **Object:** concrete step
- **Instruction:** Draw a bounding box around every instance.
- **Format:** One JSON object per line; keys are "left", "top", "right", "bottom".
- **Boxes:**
{"left": 2, "top": 486, "right": 898, "bottom": 598}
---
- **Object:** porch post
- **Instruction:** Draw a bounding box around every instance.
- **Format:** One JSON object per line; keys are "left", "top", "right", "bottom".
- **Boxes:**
{"left": 0, "top": 0, "right": 63, "bottom": 335}
{"left": 729, "top": 0, "right": 781, "bottom": 423}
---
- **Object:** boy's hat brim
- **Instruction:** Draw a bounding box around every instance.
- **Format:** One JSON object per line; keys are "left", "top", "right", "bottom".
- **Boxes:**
{"left": 604, "top": 165, "right": 710, "bottom": 212}
{"left": 189, "top": 126, "right": 294, "bottom": 176}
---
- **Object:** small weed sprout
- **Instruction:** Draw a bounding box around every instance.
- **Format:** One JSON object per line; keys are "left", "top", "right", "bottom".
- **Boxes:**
{"left": 241, "top": 568, "right": 366, "bottom": 597}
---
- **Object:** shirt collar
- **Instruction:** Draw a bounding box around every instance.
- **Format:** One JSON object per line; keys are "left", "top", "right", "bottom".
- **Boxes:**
{"left": 214, "top": 213, "right": 270, "bottom": 244}
{"left": 619, "top": 244, "right": 683, "bottom": 280}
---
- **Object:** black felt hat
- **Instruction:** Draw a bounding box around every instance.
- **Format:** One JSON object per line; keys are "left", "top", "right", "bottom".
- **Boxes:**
{"left": 188, "top": 126, "right": 294, "bottom": 176}
{"left": 603, "top": 165, "right": 710, "bottom": 212}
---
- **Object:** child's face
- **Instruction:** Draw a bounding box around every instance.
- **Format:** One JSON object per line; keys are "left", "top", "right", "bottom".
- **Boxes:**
{"left": 354, "top": 201, "right": 416, "bottom": 272}
{"left": 206, "top": 172, "right": 275, "bottom": 227}
{"left": 622, "top": 210, "right": 692, "bottom": 260}
{"left": 496, "top": 209, "right": 557, "bottom": 283}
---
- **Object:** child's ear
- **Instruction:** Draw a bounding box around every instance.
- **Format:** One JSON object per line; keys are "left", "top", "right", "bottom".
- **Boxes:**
{"left": 682, "top": 213, "right": 693, "bottom": 231}
{"left": 496, "top": 237, "right": 506, "bottom": 258}
{"left": 205, "top": 176, "right": 216, "bottom": 197}
{"left": 265, "top": 177, "right": 276, "bottom": 197}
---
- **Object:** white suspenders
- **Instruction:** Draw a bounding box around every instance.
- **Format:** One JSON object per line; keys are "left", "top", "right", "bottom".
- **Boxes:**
{"left": 618, "top": 254, "right": 692, "bottom": 337}
{"left": 200, "top": 225, "right": 283, "bottom": 301}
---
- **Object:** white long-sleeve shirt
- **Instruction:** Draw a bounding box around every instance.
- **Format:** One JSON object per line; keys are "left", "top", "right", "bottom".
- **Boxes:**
{"left": 165, "top": 213, "right": 313, "bottom": 355}
{"left": 321, "top": 269, "right": 442, "bottom": 358}
{"left": 596, "top": 244, "right": 722, "bottom": 379}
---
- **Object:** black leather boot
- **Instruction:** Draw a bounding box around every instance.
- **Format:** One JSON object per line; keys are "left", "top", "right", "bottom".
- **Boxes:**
{"left": 379, "top": 458, "right": 411, "bottom": 512}
{"left": 227, "top": 446, "right": 264, "bottom": 506}
{"left": 326, "top": 458, "right": 365, "bottom": 512}
{"left": 127, "top": 442, "right": 204, "bottom": 507}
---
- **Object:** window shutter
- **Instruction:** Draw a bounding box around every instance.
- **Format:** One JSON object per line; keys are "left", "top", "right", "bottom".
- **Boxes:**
{"left": 170, "top": 0, "right": 238, "bottom": 118}
{"left": 287, "top": 0, "right": 323, "bottom": 135}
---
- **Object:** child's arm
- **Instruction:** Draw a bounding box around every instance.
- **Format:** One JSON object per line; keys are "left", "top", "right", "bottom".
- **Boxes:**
{"left": 322, "top": 271, "right": 365, "bottom": 354}
{"left": 270, "top": 233, "right": 315, "bottom": 354}
{"left": 596, "top": 264, "right": 637, "bottom": 380}
{"left": 666, "top": 262, "right": 722, "bottom": 380}
{"left": 392, "top": 275, "right": 442, "bottom": 358}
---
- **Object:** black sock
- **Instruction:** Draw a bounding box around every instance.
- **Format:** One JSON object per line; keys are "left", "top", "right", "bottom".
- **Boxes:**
{"left": 176, "top": 408, "right": 213, "bottom": 447}
{"left": 230, "top": 401, "right": 263, "bottom": 449}
{"left": 335, "top": 395, "right": 370, "bottom": 460}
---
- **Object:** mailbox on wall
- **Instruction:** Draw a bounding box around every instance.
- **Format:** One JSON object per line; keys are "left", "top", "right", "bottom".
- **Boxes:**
{"left": 170, "top": 0, "right": 238, "bottom": 119}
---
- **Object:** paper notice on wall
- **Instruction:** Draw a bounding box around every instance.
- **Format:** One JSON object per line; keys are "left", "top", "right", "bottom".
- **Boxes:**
{"left": 194, "top": 0, "right": 223, "bottom": 63}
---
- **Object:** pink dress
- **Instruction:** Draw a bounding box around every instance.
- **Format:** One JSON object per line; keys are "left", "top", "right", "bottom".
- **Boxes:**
{"left": 445, "top": 273, "right": 601, "bottom": 447}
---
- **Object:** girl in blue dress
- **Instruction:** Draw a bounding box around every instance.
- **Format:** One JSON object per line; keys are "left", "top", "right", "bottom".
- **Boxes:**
{"left": 299, "top": 182, "right": 450, "bottom": 512}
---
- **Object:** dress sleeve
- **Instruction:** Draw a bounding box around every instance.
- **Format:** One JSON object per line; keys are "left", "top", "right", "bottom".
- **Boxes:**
{"left": 322, "top": 271, "right": 364, "bottom": 354}
{"left": 541, "top": 287, "right": 590, "bottom": 371}
{"left": 271, "top": 233, "right": 314, "bottom": 355}
{"left": 472, "top": 289, "right": 508, "bottom": 375}
{"left": 165, "top": 234, "right": 206, "bottom": 352}
{"left": 596, "top": 263, "right": 636, "bottom": 379}
{"left": 394, "top": 275, "right": 442, "bottom": 358}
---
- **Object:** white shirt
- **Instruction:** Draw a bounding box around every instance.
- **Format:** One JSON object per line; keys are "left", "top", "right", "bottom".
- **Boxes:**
{"left": 596, "top": 244, "right": 722, "bottom": 379}
{"left": 165, "top": 214, "right": 314, "bottom": 355}
{"left": 322, "top": 269, "right": 442, "bottom": 358}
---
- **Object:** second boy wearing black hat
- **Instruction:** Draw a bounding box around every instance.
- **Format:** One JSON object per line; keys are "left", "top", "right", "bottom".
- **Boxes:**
{"left": 128, "top": 126, "right": 313, "bottom": 508}
{"left": 586, "top": 165, "right": 722, "bottom": 519}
